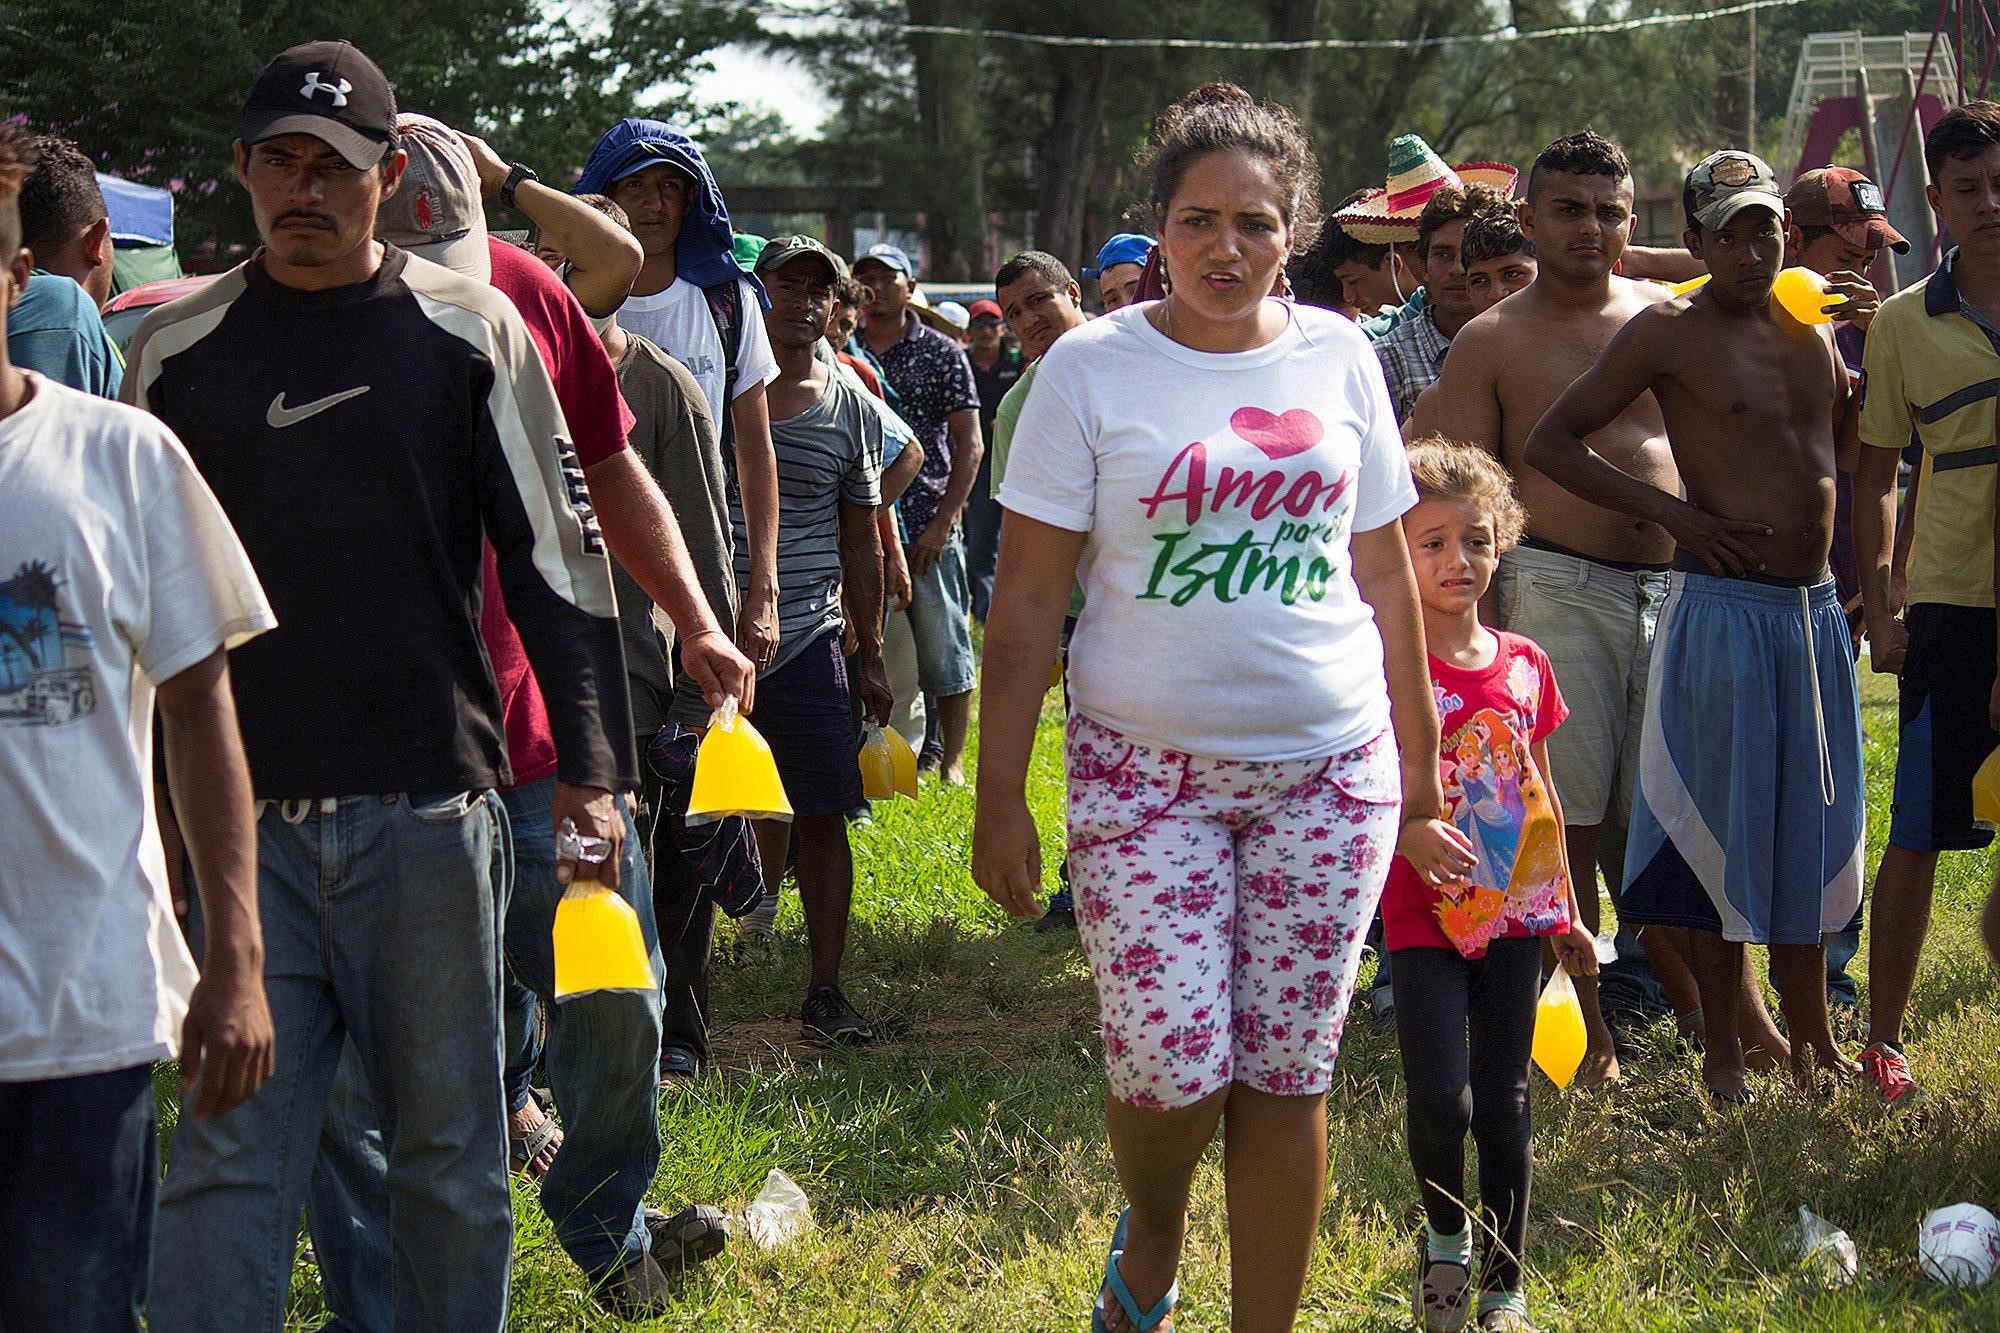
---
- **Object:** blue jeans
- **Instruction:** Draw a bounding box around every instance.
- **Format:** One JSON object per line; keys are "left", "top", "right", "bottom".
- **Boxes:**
{"left": 151, "top": 792, "right": 512, "bottom": 1333}
{"left": 308, "top": 781, "right": 661, "bottom": 1313}
{"left": 1827, "top": 900, "right": 1865, "bottom": 1007}
{"left": 0, "top": 1064, "right": 157, "bottom": 1332}
{"left": 962, "top": 451, "right": 1000, "bottom": 621}
{"left": 905, "top": 528, "right": 977, "bottom": 697}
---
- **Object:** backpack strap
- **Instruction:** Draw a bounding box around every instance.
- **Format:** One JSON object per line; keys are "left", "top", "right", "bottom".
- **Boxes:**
{"left": 703, "top": 277, "right": 743, "bottom": 455}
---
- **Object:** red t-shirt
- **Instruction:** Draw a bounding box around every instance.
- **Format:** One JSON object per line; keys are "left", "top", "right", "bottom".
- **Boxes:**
{"left": 838, "top": 350, "right": 883, "bottom": 399}
{"left": 1383, "top": 631, "right": 1571, "bottom": 957}
{"left": 481, "top": 238, "right": 635, "bottom": 787}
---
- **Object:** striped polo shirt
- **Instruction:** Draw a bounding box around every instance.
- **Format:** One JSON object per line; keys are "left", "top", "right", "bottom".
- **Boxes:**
{"left": 1860, "top": 248, "right": 2000, "bottom": 609}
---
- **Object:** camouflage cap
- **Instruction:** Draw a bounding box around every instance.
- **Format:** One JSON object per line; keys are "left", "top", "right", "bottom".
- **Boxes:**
{"left": 1686, "top": 150, "right": 1785, "bottom": 230}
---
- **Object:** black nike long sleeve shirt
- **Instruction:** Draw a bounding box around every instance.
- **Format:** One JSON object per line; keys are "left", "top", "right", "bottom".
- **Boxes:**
{"left": 124, "top": 246, "right": 635, "bottom": 797}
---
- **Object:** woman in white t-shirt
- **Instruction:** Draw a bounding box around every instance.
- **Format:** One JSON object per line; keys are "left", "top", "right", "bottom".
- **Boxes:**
{"left": 974, "top": 84, "right": 1446, "bottom": 1333}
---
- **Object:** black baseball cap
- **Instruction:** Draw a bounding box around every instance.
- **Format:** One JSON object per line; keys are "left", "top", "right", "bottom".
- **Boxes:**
{"left": 241, "top": 41, "right": 397, "bottom": 170}
{"left": 756, "top": 234, "right": 848, "bottom": 282}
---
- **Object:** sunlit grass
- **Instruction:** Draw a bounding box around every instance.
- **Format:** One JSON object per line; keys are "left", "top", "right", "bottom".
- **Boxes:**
{"left": 170, "top": 675, "right": 2000, "bottom": 1330}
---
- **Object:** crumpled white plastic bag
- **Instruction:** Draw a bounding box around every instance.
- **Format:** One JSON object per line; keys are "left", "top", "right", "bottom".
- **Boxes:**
{"left": 1781, "top": 1206, "right": 1857, "bottom": 1285}
{"left": 741, "top": 1168, "right": 814, "bottom": 1248}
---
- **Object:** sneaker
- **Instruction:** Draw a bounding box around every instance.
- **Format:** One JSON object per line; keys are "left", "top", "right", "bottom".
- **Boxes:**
{"left": 1413, "top": 1253, "right": 1471, "bottom": 1333}
{"left": 738, "top": 891, "right": 778, "bottom": 943}
{"left": 1477, "top": 1308, "right": 1539, "bottom": 1333}
{"left": 1370, "top": 984, "right": 1397, "bottom": 1037}
{"left": 644, "top": 1203, "right": 727, "bottom": 1273}
{"left": 803, "top": 983, "right": 874, "bottom": 1045}
{"left": 1034, "top": 887, "right": 1076, "bottom": 933}
{"left": 1859, "top": 1040, "right": 1926, "bottom": 1110}
{"left": 592, "top": 1252, "right": 675, "bottom": 1317}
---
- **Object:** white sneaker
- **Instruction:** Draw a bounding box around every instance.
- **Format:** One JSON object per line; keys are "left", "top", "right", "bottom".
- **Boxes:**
{"left": 738, "top": 892, "right": 778, "bottom": 942}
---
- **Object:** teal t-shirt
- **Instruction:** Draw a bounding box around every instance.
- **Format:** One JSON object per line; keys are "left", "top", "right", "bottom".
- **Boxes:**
{"left": 8, "top": 272, "right": 123, "bottom": 399}
{"left": 1361, "top": 286, "right": 1428, "bottom": 342}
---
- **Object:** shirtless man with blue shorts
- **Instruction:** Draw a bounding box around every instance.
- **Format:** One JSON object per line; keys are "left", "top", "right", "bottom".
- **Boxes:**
{"left": 1526, "top": 150, "right": 1865, "bottom": 1102}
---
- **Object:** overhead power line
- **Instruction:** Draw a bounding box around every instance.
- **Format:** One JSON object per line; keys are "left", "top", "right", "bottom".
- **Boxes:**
{"left": 744, "top": 0, "right": 1808, "bottom": 52}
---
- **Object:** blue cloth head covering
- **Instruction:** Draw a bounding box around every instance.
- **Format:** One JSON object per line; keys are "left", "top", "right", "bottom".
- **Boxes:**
{"left": 1082, "top": 232, "right": 1157, "bottom": 280}
{"left": 575, "top": 118, "right": 768, "bottom": 308}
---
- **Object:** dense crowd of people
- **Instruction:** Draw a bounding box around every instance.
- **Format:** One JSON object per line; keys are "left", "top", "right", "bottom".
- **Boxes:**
{"left": 4, "top": 32, "right": 2000, "bottom": 1333}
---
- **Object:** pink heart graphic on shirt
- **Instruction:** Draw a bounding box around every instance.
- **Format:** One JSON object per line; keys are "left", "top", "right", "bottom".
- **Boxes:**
{"left": 1230, "top": 406, "right": 1323, "bottom": 460}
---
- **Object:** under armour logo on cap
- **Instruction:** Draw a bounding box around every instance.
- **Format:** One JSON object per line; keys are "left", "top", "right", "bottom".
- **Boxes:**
{"left": 242, "top": 40, "right": 397, "bottom": 170}
{"left": 300, "top": 72, "right": 352, "bottom": 106}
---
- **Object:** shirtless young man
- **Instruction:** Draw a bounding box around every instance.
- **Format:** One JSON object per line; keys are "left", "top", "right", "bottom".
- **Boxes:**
{"left": 1526, "top": 150, "right": 1865, "bottom": 1103}
{"left": 1402, "top": 204, "right": 1537, "bottom": 441}
{"left": 1438, "top": 130, "right": 1712, "bottom": 1086}
{"left": 1444, "top": 133, "right": 1801, "bottom": 1083}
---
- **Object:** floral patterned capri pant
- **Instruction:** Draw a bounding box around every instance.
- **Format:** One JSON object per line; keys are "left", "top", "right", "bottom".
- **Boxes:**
{"left": 1066, "top": 714, "right": 1401, "bottom": 1110}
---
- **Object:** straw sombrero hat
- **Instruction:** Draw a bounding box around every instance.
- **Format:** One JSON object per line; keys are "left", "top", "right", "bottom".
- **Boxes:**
{"left": 1334, "top": 135, "right": 1519, "bottom": 244}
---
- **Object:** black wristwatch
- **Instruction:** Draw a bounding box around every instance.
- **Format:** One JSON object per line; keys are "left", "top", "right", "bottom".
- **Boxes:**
{"left": 499, "top": 162, "right": 539, "bottom": 210}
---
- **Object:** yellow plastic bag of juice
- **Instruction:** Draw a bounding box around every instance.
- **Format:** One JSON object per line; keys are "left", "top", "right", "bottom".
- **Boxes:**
{"left": 859, "top": 725, "right": 918, "bottom": 801}
{"left": 551, "top": 820, "right": 654, "bottom": 1000}
{"left": 1531, "top": 967, "right": 1588, "bottom": 1089}
{"left": 687, "top": 696, "right": 793, "bottom": 823}
{"left": 1974, "top": 747, "right": 2000, "bottom": 826}
{"left": 1772, "top": 266, "right": 1845, "bottom": 324}
{"left": 553, "top": 886, "right": 655, "bottom": 999}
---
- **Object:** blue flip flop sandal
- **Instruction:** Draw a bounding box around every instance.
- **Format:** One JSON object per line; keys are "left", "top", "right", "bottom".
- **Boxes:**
{"left": 1091, "top": 1207, "right": 1178, "bottom": 1332}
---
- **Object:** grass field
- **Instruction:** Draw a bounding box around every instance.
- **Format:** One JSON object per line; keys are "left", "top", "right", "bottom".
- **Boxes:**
{"left": 177, "top": 672, "right": 2000, "bottom": 1330}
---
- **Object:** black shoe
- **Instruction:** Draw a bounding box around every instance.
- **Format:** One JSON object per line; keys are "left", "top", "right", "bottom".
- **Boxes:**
{"left": 1034, "top": 887, "right": 1076, "bottom": 933}
{"left": 593, "top": 1251, "right": 675, "bottom": 1317}
{"left": 658, "top": 1045, "right": 702, "bottom": 1085}
{"left": 802, "top": 984, "right": 874, "bottom": 1045}
{"left": 644, "top": 1203, "right": 727, "bottom": 1273}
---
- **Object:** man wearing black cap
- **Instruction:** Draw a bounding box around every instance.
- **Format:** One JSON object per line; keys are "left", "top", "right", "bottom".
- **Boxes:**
{"left": 127, "top": 42, "right": 632, "bottom": 1330}
{"left": 744, "top": 235, "right": 891, "bottom": 1042}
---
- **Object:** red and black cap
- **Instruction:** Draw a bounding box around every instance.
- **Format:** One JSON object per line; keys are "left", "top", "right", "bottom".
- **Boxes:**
{"left": 241, "top": 40, "right": 397, "bottom": 170}
{"left": 1786, "top": 167, "right": 1910, "bottom": 255}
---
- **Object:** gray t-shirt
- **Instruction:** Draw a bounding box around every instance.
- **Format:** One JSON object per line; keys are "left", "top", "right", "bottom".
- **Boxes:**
{"left": 613, "top": 333, "right": 738, "bottom": 732}
{"left": 735, "top": 368, "right": 883, "bottom": 674}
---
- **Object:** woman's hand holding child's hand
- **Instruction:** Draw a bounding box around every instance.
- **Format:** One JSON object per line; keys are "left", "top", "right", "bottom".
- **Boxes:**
{"left": 1397, "top": 817, "right": 1477, "bottom": 886}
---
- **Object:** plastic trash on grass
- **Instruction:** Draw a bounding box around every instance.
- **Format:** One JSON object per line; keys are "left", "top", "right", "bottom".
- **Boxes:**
{"left": 687, "top": 696, "right": 793, "bottom": 824}
{"left": 1782, "top": 1207, "right": 1858, "bottom": 1285}
{"left": 1530, "top": 967, "right": 1587, "bottom": 1089}
{"left": 1919, "top": 1203, "right": 2000, "bottom": 1288}
{"left": 551, "top": 819, "right": 654, "bottom": 1001}
{"left": 741, "top": 1168, "right": 814, "bottom": 1248}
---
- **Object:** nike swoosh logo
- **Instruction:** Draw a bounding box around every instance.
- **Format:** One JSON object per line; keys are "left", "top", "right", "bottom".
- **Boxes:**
{"left": 267, "top": 386, "right": 371, "bottom": 428}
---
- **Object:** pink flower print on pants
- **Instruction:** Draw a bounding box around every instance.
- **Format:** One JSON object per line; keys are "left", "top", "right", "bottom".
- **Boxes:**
{"left": 1066, "top": 714, "right": 1399, "bottom": 1109}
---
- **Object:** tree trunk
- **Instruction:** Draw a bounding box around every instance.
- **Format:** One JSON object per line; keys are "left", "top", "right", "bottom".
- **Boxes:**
{"left": 1035, "top": 48, "right": 1113, "bottom": 273}
{"left": 1264, "top": 0, "right": 1322, "bottom": 123}
{"left": 909, "top": 0, "right": 986, "bottom": 281}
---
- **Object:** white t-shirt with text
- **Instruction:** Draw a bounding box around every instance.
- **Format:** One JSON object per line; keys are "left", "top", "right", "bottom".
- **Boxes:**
{"left": 617, "top": 275, "right": 780, "bottom": 424}
{"left": 999, "top": 301, "right": 1417, "bottom": 761}
{"left": 0, "top": 375, "right": 274, "bottom": 1080}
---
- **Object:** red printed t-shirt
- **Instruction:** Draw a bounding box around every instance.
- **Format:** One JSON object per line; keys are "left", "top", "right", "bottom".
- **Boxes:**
{"left": 1384, "top": 631, "right": 1571, "bottom": 956}
{"left": 481, "top": 238, "right": 635, "bottom": 786}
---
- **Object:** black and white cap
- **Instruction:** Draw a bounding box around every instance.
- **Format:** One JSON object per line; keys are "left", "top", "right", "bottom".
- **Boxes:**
{"left": 241, "top": 40, "right": 397, "bottom": 170}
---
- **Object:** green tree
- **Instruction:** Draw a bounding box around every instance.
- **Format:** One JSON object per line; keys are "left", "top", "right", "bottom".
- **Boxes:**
{"left": 0, "top": 0, "right": 755, "bottom": 264}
